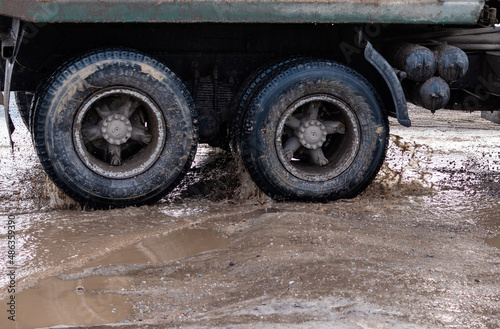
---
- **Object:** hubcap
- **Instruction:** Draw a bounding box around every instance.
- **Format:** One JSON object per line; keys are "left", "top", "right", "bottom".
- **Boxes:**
{"left": 101, "top": 114, "right": 133, "bottom": 145}
{"left": 276, "top": 95, "right": 360, "bottom": 182}
{"left": 73, "top": 88, "right": 165, "bottom": 179}
{"left": 298, "top": 119, "right": 328, "bottom": 150}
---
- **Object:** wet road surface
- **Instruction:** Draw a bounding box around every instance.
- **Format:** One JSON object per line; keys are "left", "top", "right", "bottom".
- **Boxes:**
{"left": 0, "top": 103, "right": 499, "bottom": 328}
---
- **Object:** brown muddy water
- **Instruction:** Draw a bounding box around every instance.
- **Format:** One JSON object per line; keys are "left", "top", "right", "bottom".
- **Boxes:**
{"left": 0, "top": 102, "right": 500, "bottom": 329}
{"left": 1, "top": 228, "right": 228, "bottom": 329}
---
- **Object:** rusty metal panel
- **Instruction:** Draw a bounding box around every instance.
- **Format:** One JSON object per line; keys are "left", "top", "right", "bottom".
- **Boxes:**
{"left": 0, "top": 0, "right": 485, "bottom": 24}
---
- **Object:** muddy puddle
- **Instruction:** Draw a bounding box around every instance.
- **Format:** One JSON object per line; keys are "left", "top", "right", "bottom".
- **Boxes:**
{"left": 82, "top": 227, "right": 229, "bottom": 268}
{"left": 487, "top": 234, "right": 500, "bottom": 250}
{"left": 0, "top": 227, "right": 229, "bottom": 329}
{"left": 4, "top": 276, "right": 130, "bottom": 329}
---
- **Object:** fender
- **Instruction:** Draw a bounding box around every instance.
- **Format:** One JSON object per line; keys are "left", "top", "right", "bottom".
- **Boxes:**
{"left": 364, "top": 42, "right": 411, "bottom": 127}
{"left": 1, "top": 18, "right": 24, "bottom": 148}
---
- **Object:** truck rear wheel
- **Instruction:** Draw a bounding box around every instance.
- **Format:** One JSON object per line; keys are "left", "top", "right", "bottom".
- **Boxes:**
{"left": 32, "top": 49, "right": 198, "bottom": 208}
{"left": 240, "top": 60, "right": 388, "bottom": 200}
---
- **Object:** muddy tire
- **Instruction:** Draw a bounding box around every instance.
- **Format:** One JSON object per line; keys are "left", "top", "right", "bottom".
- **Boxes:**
{"left": 15, "top": 92, "right": 33, "bottom": 130}
{"left": 240, "top": 59, "right": 388, "bottom": 200}
{"left": 230, "top": 57, "right": 304, "bottom": 154}
{"left": 33, "top": 49, "right": 198, "bottom": 208}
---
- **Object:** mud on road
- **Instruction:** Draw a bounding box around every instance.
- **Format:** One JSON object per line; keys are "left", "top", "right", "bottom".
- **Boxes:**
{"left": 0, "top": 104, "right": 499, "bottom": 328}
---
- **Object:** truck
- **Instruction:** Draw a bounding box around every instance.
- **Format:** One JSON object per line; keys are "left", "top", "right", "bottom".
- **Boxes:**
{"left": 0, "top": 0, "right": 498, "bottom": 208}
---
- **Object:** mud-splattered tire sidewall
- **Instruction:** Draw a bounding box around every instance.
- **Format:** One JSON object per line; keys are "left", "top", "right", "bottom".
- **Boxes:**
{"left": 240, "top": 60, "right": 388, "bottom": 200}
{"left": 230, "top": 57, "right": 305, "bottom": 155}
{"left": 33, "top": 49, "right": 198, "bottom": 208}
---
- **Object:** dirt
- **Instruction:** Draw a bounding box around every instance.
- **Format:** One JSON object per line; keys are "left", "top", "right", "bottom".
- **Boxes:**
{"left": 0, "top": 103, "right": 499, "bottom": 329}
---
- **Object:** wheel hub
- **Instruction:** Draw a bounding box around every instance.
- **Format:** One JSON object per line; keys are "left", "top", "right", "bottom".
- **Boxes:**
{"left": 101, "top": 114, "right": 133, "bottom": 145}
{"left": 298, "top": 120, "right": 327, "bottom": 150}
{"left": 74, "top": 88, "right": 165, "bottom": 179}
{"left": 276, "top": 95, "right": 360, "bottom": 182}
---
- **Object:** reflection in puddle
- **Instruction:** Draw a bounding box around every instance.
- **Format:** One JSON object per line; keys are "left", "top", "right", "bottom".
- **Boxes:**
{"left": 84, "top": 227, "right": 229, "bottom": 268}
{"left": 0, "top": 228, "right": 229, "bottom": 329}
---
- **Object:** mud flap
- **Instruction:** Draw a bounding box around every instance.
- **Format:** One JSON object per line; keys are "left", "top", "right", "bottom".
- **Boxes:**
{"left": 1, "top": 18, "right": 25, "bottom": 149}
{"left": 364, "top": 42, "right": 411, "bottom": 127}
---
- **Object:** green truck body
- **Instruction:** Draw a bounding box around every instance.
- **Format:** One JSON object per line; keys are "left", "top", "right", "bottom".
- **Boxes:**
{"left": 0, "top": 0, "right": 486, "bottom": 24}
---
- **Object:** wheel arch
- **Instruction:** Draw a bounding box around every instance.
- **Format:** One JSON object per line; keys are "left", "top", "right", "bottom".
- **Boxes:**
{"left": 346, "top": 42, "right": 411, "bottom": 128}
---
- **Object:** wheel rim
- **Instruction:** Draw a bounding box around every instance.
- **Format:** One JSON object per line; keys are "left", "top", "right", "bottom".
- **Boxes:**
{"left": 276, "top": 95, "right": 360, "bottom": 182}
{"left": 73, "top": 88, "right": 166, "bottom": 179}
